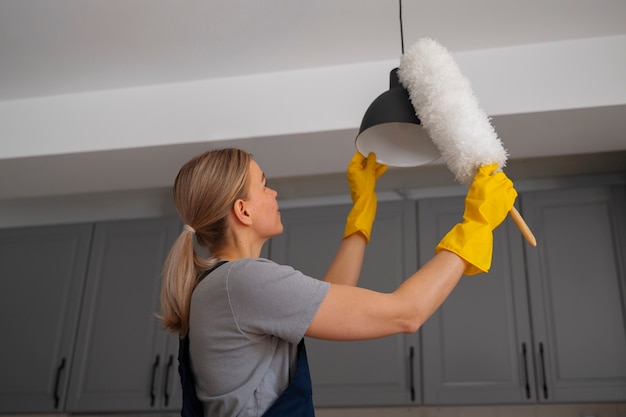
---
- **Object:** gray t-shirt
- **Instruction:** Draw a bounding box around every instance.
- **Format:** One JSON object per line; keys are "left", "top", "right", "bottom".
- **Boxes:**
{"left": 189, "top": 258, "right": 330, "bottom": 417}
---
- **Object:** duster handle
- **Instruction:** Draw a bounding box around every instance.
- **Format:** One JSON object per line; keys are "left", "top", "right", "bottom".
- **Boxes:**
{"left": 510, "top": 207, "right": 537, "bottom": 247}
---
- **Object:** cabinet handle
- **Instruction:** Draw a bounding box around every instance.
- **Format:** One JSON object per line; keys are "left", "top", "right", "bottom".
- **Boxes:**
{"left": 539, "top": 343, "right": 548, "bottom": 399}
{"left": 163, "top": 354, "right": 174, "bottom": 406}
{"left": 53, "top": 358, "right": 66, "bottom": 409}
{"left": 150, "top": 355, "right": 160, "bottom": 407}
{"left": 409, "top": 346, "right": 415, "bottom": 402}
{"left": 521, "top": 343, "right": 530, "bottom": 399}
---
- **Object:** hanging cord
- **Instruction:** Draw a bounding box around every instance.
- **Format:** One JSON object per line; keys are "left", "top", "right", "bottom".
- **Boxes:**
{"left": 399, "top": 0, "right": 405, "bottom": 54}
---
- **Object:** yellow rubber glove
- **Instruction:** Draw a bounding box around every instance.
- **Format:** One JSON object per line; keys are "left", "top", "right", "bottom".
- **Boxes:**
{"left": 344, "top": 152, "right": 388, "bottom": 243}
{"left": 436, "top": 164, "right": 518, "bottom": 275}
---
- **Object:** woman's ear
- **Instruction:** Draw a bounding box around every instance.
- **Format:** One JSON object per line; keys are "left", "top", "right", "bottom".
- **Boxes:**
{"left": 232, "top": 199, "right": 253, "bottom": 226}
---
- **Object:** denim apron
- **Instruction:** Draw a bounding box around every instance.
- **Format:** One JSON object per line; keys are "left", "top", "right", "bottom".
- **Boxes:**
{"left": 179, "top": 261, "right": 315, "bottom": 417}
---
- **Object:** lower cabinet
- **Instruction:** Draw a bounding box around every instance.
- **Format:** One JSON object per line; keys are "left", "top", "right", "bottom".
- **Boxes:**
{"left": 0, "top": 224, "right": 93, "bottom": 413}
{"left": 418, "top": 185, "right": 626, "bottom": 404}
{"left": 269, "top": 201, "right": 420, "bottom": 407}
{"left": 65, "top": 217, "right": 182, "bottom": 412}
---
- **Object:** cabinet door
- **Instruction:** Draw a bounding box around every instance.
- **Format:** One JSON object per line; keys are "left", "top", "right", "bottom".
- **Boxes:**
{"left": 269, "top": 201, "right": 420, "bottom": 407}
{"left": 66, "top": 217, "right": 179, "bottom": 412}
{"left": 522, "top": 185, "right": 626, "bottom": 402}
{"left": 0, "top": 224, "right": 92, "bottom": 413}
{"left": 418, "top": 197, "right": 535, "bottom": 404}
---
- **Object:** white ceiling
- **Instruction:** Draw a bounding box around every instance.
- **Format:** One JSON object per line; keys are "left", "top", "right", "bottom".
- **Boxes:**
{"left": 1, "top": 0, "right": 625, "bottom": 201}
{"left": 3, "top": 0, "right": 626, "bottom": 100}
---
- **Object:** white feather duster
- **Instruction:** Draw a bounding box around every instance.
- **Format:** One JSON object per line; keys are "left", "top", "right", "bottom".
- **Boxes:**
{"left": 398, "top": 38, "right": 536, "bottom": 246}
{"left": 398, "top": 38, "right": 508, "bottom": 185}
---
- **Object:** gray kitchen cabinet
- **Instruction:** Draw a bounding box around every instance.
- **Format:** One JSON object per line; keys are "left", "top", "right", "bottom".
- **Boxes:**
{"left": 65, "top": 217, "right": 183, "bottom": 412}
{"left": 269, "top": 201, "right": 420, "bottom": 407}
{"left": 418, "top": 197, "right": 535, "bottom": 404}
{"left": 418, "top": 184, "right": 626, "bottom": 404}
{"left": 0, "top": 223, "right": 93, "bottom": 413}
{"left": 521, "top": 185, "right": 626, "bottom": 402}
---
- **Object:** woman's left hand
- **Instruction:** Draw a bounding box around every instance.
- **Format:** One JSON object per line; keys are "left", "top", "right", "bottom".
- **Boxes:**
{"left": 344, "top": 152, "right": 387, "bottom": 243}
{"left": 346, "top": 152, "right": 387, "bottom": 203}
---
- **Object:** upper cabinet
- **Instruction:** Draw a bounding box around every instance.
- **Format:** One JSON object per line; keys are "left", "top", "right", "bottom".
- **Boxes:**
{"left": 418, "top": 197, "right": 535, "bottom": 404}
{"left": 0, "top": 223, "right": 93, "bottom": 413}
{"left": 269, "top": 201, "right": 420, "bottom": 407}
{"left": 1, "top": 180, "right": 623, "bottom": 413}
{"left": 418, "top": 184, "right": 626, "bottom": 405}
{"left": 65, "top": 217, "right": 182, "bottom": 412}
{"left": 521, "top": 185, "right": 626, "bottom": 402}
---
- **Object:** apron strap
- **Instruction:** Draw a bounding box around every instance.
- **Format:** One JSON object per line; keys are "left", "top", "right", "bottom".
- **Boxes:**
{"left": 261, "top": 339, "right": 315, "bottom": 417}
{"left": 179, "top": 336, "right": 203, "bottom": 417}
{"left": 179, "top": 260, "right": 228, "bottom": 417}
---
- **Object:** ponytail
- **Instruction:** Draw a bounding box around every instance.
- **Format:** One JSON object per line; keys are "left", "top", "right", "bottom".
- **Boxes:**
{"left": 159, "top": 148, "right": 250, "bottom": 335}
{"left": 160, "top": 228, "right": 215, "bottom": 334}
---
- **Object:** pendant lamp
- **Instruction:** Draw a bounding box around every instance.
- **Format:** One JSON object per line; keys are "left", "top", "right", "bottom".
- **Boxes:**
{"left": 354, "top": 1, "right": 440, "bottom": 167}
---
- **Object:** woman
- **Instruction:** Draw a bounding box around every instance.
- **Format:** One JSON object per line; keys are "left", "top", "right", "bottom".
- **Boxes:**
{"left": 160, "top": 148, "right": 516, "bottom": 417}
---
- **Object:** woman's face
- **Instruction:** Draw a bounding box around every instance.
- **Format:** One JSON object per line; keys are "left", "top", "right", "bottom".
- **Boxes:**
{"left": 244, "top": 159, "right": 283, "bottom": 239}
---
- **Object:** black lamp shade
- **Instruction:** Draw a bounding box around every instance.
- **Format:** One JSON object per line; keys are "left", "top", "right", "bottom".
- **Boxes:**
{"left": 355, "top": 68, "right": 440, "bottom": 167}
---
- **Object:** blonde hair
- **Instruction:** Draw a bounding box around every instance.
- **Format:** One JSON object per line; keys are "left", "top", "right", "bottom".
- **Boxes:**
{"left": 160, "top": 148, "right": 251, "bottom": 335}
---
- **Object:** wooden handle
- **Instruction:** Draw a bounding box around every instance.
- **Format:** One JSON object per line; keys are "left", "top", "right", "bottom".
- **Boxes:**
{"left": 509, "top": 206, "right": 537, "bottom": 247}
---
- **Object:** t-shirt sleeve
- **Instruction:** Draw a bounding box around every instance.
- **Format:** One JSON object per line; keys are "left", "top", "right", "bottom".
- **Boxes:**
{"left": 224, "top": 258, "right": 330, "bottom": 344}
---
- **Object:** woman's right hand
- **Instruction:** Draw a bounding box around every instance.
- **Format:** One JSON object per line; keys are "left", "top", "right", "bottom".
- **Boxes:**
{"left": 436, "top": 164, "right": 517, "bottom": 275}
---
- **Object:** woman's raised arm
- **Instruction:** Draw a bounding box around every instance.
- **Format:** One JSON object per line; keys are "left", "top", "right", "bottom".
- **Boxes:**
{"left": 307, "top": 165, "right": 518, "bottom": 341}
